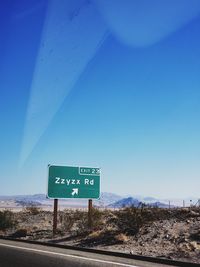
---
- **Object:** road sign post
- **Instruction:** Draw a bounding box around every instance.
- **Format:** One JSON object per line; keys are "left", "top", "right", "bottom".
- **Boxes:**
{"left": 88, "top": 199, "right": 93, "bottom": 229}
{"left": 53, "top": 199, "right": 58, "bottom": 235}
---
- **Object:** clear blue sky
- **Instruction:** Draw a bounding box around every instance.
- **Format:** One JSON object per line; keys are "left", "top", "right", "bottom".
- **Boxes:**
{"left": 0, "top": 0, "right": 200, "bottom": 198}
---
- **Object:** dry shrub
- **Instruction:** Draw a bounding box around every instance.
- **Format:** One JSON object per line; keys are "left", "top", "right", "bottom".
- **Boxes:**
{"left": 115, "top": 207, "right": 144, "bottom": 235}
{"left": 75, "top": 211, "right": 89, "bottom": 235}
{"left": 60, "top": 209, "right": 88, "bottom": 234}
{"left": 23, "top": 206, "right": 41, "bottom": 215}
{"left": 60, "top": 210, "right": 75, "bottom": 231}
{"left": 74, "top": 208, "right": 103, "bottom": 235}
{"left": 90, "top": 207, "right": 104, "bottom": 230}
{"left": 12, "top": 228, "right": 28, "bottom": 238}
{"left": 115, "top": 233, "right": 129, "bottom": 243}
{"left": 0, "top": 210, "right": 16, "bottom": 231}
{"left": 88, "top": 230, "right": 103, "bottom": 238}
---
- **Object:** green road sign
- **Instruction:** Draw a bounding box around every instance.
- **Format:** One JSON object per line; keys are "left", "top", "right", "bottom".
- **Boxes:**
{"left": 47, "top": 165, "right": 100, "bottom": 199}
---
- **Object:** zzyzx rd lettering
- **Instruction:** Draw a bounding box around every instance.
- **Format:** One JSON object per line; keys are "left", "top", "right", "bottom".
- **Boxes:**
{"left": 54, "top": 177, "right": 94, "bottom": 185}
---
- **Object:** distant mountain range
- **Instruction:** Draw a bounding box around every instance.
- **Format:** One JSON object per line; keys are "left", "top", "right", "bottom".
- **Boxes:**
{"left": 107, "top": 197, "right": 171, "bottom": 208}
{"left": 108, "top": 197, "right": 140, "bottom": 208}
{"left": 0, "top": 192, "right": 122, "bottom": 208}
{"left": 0, "top": 193, "right": 198, "bottom": 208}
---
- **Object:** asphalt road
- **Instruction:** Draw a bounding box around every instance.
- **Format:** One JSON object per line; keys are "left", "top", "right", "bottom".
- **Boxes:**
{"left": 0, "top": 239, "right": 188, "bottom": 267}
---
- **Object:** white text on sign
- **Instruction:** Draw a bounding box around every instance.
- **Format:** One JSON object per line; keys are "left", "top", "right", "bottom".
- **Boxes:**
{"left": 55, "top": 177, "right": 94, "bottom": 185}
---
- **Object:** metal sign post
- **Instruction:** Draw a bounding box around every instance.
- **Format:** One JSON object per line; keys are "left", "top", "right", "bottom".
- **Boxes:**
{"left": 88, "top": 199, "right": 93, "bottom": 229}
{"left": 53, "top": 199, "right": 58, "bottom": 235}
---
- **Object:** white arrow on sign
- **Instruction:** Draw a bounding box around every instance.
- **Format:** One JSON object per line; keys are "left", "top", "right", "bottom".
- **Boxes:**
{"left": 71, "top": 188, "right": 78, "bottom": 196}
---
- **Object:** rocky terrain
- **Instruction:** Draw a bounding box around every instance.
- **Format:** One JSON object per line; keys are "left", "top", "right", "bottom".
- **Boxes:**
{"left": 0, "top": 206, "right": 200, "bottom": 264}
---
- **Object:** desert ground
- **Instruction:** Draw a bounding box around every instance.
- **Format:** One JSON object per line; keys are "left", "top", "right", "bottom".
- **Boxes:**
{"left": 0, "top": 205, "right": 200, "bottom": 264}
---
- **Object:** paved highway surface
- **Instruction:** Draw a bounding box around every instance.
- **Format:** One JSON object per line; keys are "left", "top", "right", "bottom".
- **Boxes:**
{"left": 0, "top": 239, "right": 189, "bottom": 267}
